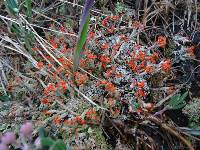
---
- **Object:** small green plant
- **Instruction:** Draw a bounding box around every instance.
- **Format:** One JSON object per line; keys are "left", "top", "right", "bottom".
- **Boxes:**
{"left": 167, "top": 91, "right": 188, "bottom": 110}
{"left": 0, "top": 122, "right": 73, "bottom": 150}
{"left": 25, "top": 0, "right": 32, "bottom": 19}
{"left": 5, "top": 0, "right": 19, "bottom": 15}
{"left": 0, "top": 94, "right": 11, "bottom": 102}
{"left": 115, "top": 2, "right": 126, "bottom": 14}
{"left": 41, "top": 137, "right": 73, "bottom": 150}
{"left": 154, "top": 92, "right": 188, "bottom": 116}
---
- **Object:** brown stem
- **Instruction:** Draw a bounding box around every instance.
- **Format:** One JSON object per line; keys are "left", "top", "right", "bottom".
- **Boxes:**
{"left": 146, "top": 116, "right": 195, "bottom": 150}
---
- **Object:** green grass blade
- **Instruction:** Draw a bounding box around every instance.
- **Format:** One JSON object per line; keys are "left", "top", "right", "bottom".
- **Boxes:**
{"left": 73, "top": 16, "right": 90, "bottom": 71}
{"left": 5, "top": 0, "right": 19, "bottom": 15}
{"left": 25, "top": 0, "right": 32, "bottom": 18}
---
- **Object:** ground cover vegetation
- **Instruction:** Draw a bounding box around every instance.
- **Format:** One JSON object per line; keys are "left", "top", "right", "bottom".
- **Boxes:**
{"left": 0, "top": 0, "right": 200, "bottom": 149}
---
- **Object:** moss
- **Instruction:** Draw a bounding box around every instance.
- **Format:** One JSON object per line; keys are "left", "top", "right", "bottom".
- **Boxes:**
{"left": 88, "top": 126, "right": 109, "bottom": 150}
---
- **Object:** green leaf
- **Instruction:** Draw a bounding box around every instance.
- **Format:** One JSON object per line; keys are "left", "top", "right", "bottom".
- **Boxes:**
{"left": 0, "top": 94, "right": 11, "bottom": 102}
{"left": 38, "top": 127, "right": 47, "bottom": 138}
{"left": 10, "top": 23, "right": 22, "bottom": 37}
{"left": 168, "top": 92, "right": 188, "bottom": 110}
{"left": 131, "top": 99, "right": 140, "bottom": 109}
{"left": 5, "top": 0, "right": 19, "bottom": 15}
{"left": 25, "top": 0, "right": 32, "bottom": 18}
{"left": 180, "top": 91, "right": 188, "bottom": 102}
{"left": 52, "top": 140, "right": 66, "bottom": 150}
{"left": 24, "top": 34, "right": 32, "bottom": 50}
{"left": 41, "top": 137, "right": 55, "bottom": 147}
{"left": 168, "top": 94, "right": 180, "bottom": 106}
{"left": 73, "top": 16, "right": 90, "bottom": 71}
{"left": 172, "top": 102, "right": 186, "bottom": 109}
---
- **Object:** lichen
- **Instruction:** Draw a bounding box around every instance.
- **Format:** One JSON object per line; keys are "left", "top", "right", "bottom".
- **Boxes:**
{"left": 88, "top": 126, "right": 109, "bottom": 150}
{"left": 183, "top": 98, "right": 200, "bottom": 127}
